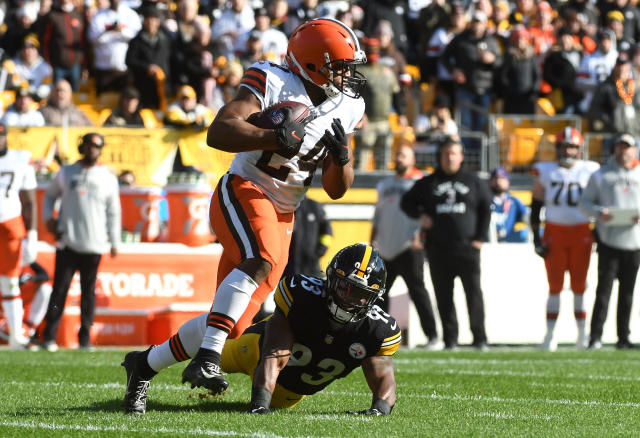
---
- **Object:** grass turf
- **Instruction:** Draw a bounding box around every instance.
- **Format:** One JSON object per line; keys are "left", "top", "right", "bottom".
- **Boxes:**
{"left": 1, "top": 346, "right": 639, "bottom": 437}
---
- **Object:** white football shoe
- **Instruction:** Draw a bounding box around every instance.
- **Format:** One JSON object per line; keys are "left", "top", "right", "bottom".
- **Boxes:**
{"left": 540, "top": 334, "right": 558, "bottom": 352}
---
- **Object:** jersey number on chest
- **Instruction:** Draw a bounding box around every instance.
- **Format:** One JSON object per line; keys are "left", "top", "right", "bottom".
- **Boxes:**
{"left": 287, "top": 342, "right": 346, "bottom": 386}
{"left": 255, "top": 143, "right": 326, "bottom": 186}
{"left": 550, "top": 180, "right": 582, "bottom": 206}
{"left": 1, "top": 171, "right": 15, "bottom": 197}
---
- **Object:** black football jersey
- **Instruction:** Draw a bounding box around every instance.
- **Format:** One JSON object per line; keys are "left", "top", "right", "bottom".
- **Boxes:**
{"left": 264, "top": 274, "right": 401, "bottom": 395}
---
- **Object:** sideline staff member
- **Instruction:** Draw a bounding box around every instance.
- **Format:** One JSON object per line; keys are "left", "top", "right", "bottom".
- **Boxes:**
{"left": 401, "top": 137, "right": 491, "bottom": 350}
{"left": 580, "top": 133, "right": 640, "bottom": 349}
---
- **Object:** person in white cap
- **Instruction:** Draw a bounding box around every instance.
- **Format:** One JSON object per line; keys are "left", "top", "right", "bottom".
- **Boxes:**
{"left": 580, "top": 133, "right": 640, "bottom": 349}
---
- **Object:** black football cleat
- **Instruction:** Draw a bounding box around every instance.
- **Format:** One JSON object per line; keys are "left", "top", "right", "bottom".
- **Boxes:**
{"left": 122, "top": 347, "right": 154, "bottom": 414}
{"left": 181, "top": 356, "right": 229, "bottom": 394}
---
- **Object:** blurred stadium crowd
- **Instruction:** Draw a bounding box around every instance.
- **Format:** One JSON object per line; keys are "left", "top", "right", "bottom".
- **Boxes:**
{"left": 3, "top": 0, "right": 640, "bottom": 172}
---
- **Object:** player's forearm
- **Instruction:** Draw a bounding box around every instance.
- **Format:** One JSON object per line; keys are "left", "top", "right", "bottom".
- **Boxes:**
{"left": 207, "top": 118, "right": 279, "bottom": 153}
{"left": 321, "top": 159, "right": 354, "bottom": 199}
{"left": 371, "top": 374, "right": 396, "bottom": 407}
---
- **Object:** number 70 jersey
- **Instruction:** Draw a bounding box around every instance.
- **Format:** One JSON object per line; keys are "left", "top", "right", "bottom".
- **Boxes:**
{"left": 533, "top": 160, "right": 600, "bottom": 225}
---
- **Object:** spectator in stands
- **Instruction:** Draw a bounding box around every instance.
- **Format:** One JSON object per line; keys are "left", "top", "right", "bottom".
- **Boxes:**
{"left": 375, "top": 20, "right": 407, "bottom": 80}
{"left": 125, "top": 3, "right": 173, "bottom": 110}
{"left": 87, "top": 0, "right": 141, "bottom": 95}
{"left": 492, "top": 0, "right": 511, "bottom": 39}
{"left": 401, "top": 137, "right": 491, "bottom": 351}
{"left": 40, "top": 0, "right": 85, "bottom": 91}
{"left": 604, "top": 11, "right": 633, "bottom": 54}
{"left": 498, "top": 25, "right": 540, "bottom": 115}
{"left": 168, "top": 0, "right": 205, "bottom": 90}
{"left": 528, "top": 2, "right": 556, "bottom": 59}
{"left": 238, "top": 30, "right": 266, "bottom": 71}
{"left": 0, "top": 3, "right": 40, "bottom": 59}
{"left": 606, "top": 0, "right": 640, "bottom": 44}
{"left": 424, "top": 3, "right": 467, "bottom": 103}
{"left": 542, "top": 26, "right": 584, "bottom": 115}
{"left": 41, "top": 132, "right": 121, "bottom": 351}
{"left": 564, "top": 8, "right": 597, "bottom": 55}
{"left": 118, "top": 169, "right": 135, "bottom": 186}
{"left": 40, "top": 79, "right": 92, "bottom": 126}
{"left": 8, "top": 34, "right": 53, "bottom": 99}
{"left": 164, "top": 84, "right": 214, "bottom": 129}
{"left": 355, "top": 37, "right": 402, "bottom": 170}
{"left": 414, "top": 93, "right": 458, "bottom": 142}
{"left": 103, "top": 87, "right": 147, "bottom": 127}
{"left": 0, "top": 85, "right": 45, "bottom": 127}
{"left": 361, "top": 0, "right": 409, "bottom": 59}
{"left": 489, "top": 167, "right": 529, "bottom": 243}
{"left": 211, "top": 0, "right": 255, "bottom": 60}
{"left": 588, "top": 52, "right": 640, "bottom": 138}
{"left": 559, "top": 0, "right": 598, "bottom": 37}
{"left": 371, "top": 144, "right": 441, "bottom": 349}
{"left": 238, "top": 7, "right": 288, "bottom": 63}
{"left": 211, "top": 60, "right": 243, "bottom": 109}
{"left": 509, "top": 0, "right": 537, "bottom": 26}
{"left": 530, "top": 127, "right": 599, "bottom": 351}
{"left": 416, "top": 0, "right": 451, "bottom": 80}
{"left": 577, "top": 29, "right": 618, "bottom": 114}
{"left": 442, "top": 11, "right": 501, "bottom": 150}
{"left": 580, "top": 133, "right": 640, "bottom": 349}
{"left": 284, "top": 0, "right": 318, "bottom": 37}
{"left": 284, "top": 196, "right": 333, "bottom": 278}
{"left": 177, "top": 17, "right": 225, "bottom": 108}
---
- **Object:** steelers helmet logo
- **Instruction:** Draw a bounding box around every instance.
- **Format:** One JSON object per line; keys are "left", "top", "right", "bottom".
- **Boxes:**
{"left": 348, "top": 343, "right": 366, "bottom": 359}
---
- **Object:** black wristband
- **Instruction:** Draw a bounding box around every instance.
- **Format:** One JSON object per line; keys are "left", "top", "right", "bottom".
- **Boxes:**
{"left": 530, "top": 199, "right": 543, "bottom": 228}
{"left": 371, "top": 398, "right": 392, "bottom": 415}
{"left": 250, "top": 386, "right": 272, "bottom": 410}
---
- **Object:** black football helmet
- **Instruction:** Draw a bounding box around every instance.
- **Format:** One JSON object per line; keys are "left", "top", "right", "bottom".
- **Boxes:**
{"left": 325, "top": 243, "right": 386, "bottom": 323}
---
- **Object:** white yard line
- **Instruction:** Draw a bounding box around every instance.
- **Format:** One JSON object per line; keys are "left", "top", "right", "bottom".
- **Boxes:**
{"left": 401, "top": 368, "right": 640, "bottom": 382}
{"left": 322, "top": 390, "right": 640, "bottom": 408}
{"left": 395, "top": 357, "right": 640, "bottom": 366}
{"left": 0, "top": 420, "right": 289, "bottom": 437}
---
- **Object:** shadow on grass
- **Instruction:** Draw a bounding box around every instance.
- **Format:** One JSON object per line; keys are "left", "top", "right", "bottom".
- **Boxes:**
{"left": 73, "top": 398, "right": 249, "bottom": 414}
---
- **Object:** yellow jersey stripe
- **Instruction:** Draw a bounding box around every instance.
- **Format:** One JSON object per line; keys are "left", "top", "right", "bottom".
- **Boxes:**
{"left": 356, "top": 245, "right": 372, "bottom": 278}
{"left": 378, "top": 333, "right": 402, "bottom": 356}
{"left": 274, "top": 279, "right": 293, "bottom": 316}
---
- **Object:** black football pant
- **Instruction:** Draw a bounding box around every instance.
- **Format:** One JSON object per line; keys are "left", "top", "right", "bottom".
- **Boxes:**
{"left": 590, "top": 243, "right": 640, "bottom": 342}
{"left": 43, "top": 247, "right": 102, "bottom": 347}
{"left": 426, "top": 246, "right": 487, "bottom": 347}
{"left": 379, "top": 248, "right": 438, "bottom": 340}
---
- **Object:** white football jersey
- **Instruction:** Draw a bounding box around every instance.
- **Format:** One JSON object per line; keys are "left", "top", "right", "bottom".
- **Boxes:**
{"left": 534, "top": 160, "right": 600, "bottom": 225}
{"left": 0, "top": 149, "right": 36, "bottom": 223}
{"left": 229, "top": 61, "right": 365, "bottom": 213}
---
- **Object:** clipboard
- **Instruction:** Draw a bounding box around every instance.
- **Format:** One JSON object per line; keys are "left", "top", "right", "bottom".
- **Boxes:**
{"left": 607, "top": 208, "right": 639, "bottom": 226}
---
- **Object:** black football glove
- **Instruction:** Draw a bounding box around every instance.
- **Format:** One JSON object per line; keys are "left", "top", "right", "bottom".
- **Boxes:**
{"left": 347, "top": 408, "right": 386, "bottom": 416}
{"left": 533, "top": 235, "right": 549, "bottom": 259}
{"left": 319, "top": 118, "right": 349, "bottom": 166}
{"left": 273, "top": 107, "right": 310, "bottom": 159}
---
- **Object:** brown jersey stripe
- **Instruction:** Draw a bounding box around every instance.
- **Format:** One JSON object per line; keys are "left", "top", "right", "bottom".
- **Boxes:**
{"left": 169, "top": 334, "right": 189, "bottom": 362}
{"left": 246, "top": 67, "right": 267, "bottom": 85}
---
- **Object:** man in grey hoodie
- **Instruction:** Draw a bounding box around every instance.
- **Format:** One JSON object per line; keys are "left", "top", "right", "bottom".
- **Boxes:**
{"left": 580, "top": 133, "right": 640, "bottom": 349}
{"left": 41, "top": 132, "right": 121, "bottom": 351}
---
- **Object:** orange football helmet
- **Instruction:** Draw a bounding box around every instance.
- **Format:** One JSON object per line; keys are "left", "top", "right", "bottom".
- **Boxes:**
{"left": 286, "top": 18, "right": 367, "bottom": 99}
{"left": 555, "top": 127, "right": 583, "bottom": 166}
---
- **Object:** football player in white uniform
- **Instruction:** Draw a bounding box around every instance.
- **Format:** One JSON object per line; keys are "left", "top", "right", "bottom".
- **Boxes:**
{"left": 0, "top": 125, "right": 38, "bottom": 348}
{"left": 530, "top": 127, "right": 600, "bottom": 351}
{"left": 179, "top": 18, "right": 367, "bottom": 394}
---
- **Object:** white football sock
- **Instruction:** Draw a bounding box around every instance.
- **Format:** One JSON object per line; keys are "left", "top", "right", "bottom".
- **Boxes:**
{"left": 148, "top": 313, "right": 207, "bottom": 372}
{"left": 27, "top": 283, "right": 52, "bottom": 327}
{"left": 1, "top": 276, "right": 25, "bottom": 341}
{"left": 200, "top": 268, "right": 259, "bottom": 353}
{"left": 545, "top": 294, "right": 560, "bottom": 335}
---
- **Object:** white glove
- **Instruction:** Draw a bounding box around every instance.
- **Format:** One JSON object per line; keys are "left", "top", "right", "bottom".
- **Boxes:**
{"left": 22, "top": 229, "right": 38, "bottom": 265}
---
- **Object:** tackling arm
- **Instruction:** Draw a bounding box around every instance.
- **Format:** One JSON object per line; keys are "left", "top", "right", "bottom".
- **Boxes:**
{"left": 354, "top": 355, "right": 396, "bottom": 416}
{"left": 250, "top": 308, "right": 294, "bottom": 413}
{"left": 206, "top": 87, "right": 280, "bottom": 153}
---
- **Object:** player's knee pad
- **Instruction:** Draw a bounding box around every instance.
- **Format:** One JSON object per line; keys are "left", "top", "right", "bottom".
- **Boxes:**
{"left": 0, "top": 276, "right": 20, "bottom": 298}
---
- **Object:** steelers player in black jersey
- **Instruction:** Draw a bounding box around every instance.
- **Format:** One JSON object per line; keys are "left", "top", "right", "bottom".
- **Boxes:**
{"left": 122, "top": 243, "right": 401, "bottom": 416}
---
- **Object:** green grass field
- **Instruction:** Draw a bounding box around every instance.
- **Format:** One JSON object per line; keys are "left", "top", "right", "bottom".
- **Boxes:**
{"left": 1, "top": 346, "right": 640, "bottom": 437}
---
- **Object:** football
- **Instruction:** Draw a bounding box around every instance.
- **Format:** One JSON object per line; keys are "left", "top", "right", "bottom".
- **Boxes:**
{"left": 247, "top": 100, "right": 310, "bottom": 129}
